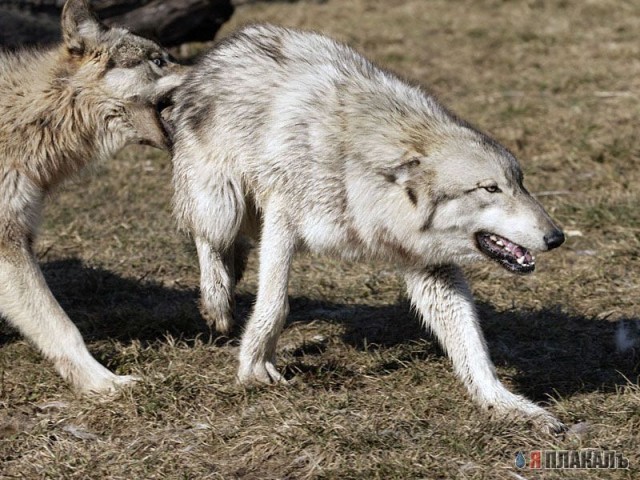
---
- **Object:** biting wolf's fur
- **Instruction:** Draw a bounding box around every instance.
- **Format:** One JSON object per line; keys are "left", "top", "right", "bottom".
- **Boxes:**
{"left": 170, "top": 25, "right": 565, "bottom": 431}
{"left": 0, "top": 0, "right": 184, "bottom": 393}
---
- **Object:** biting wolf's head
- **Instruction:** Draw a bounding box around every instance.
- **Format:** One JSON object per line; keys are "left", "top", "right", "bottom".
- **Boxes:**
{"left": 60, "top": 0, "right": 184, "bottom": 150}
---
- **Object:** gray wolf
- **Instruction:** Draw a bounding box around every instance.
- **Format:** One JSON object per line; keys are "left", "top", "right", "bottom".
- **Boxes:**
{"left": 0, "top": 0, "right": 184, "bottom": 393}
{"left": 170, "top": 25, "right": 566, "bottom": 431}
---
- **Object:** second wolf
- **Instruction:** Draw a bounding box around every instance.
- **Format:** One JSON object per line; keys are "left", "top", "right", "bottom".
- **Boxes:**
{"left": 0, "top": 0, "right": 184, "bottom": 393}
{"left": 171, "top": 25, "right": 565, "bottom": 431}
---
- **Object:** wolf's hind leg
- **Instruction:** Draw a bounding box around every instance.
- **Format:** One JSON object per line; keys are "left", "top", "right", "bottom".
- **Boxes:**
{"left": 238, "top": 205, "right": 295, "bottom": 384}
{"left": 0, "top": 244, "right": 136, "bottom": 393}
{"left": 405, "top": 265, "right": 564, "bottom": 434}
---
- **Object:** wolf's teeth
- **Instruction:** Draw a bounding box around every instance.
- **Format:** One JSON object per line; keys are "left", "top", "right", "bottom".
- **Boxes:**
{"left": 496, "top": 240, "right": 504, "bottom": 246}
{"left": 490, "top": 235, "right": 498, "bottom": 241}
{"left": 517, "top": 256, "right": 525, "bottom": 265}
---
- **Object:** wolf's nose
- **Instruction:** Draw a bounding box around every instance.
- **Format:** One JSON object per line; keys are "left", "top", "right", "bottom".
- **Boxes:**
{"left": 544, "top": 230, "right": 565, "bottom": 250}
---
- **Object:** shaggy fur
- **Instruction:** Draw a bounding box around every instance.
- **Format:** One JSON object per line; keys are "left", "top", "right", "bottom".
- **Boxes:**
{"left": 0, "top": 0, "right": 185, "bottom": 393}
{"left": 170, "top": 25, "right": 565, "bottom": 431}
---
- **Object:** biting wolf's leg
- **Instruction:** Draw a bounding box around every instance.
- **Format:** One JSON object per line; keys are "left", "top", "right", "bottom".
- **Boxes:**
{"left": 238, "top": 206, "right": 295, "bottom": 385}
{"left": 405, "top": 265, "right": 564, "bottom": 433}
{"left": 0, "top": 241, "right": 136, "bottom": 394}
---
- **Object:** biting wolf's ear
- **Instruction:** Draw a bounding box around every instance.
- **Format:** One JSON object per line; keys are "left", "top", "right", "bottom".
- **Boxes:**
{"left": 379, "top": 156, "right": 423, "bottom": 185}
{"left": 62, "top": 0, "right": 108, "bottom": 55}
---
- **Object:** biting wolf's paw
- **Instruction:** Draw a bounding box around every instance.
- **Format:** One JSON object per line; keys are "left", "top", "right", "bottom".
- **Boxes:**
{"left": 237, "top": 360, "right": 286, "bottom": 386}
{"left": 109, "top": 374, "right": 141, "bottom": 390}
{"left": 78, "top": 372, "right": 140, "bottom": 395}
{"left": 59, "top": 355, "right": 140, "bottom": 395}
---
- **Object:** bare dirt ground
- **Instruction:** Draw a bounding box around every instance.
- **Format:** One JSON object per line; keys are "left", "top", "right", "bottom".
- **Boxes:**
{"left": 1, "top": 0, "right": 639, "bottom": 478}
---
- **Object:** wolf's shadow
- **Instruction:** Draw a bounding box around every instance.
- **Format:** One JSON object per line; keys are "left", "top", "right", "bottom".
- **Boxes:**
{"left": 1, "top": 258, "right": 637, "bottom": 402}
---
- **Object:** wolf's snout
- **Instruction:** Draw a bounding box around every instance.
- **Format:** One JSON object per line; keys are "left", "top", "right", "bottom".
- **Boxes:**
{"left": 543, "top": 229, "right": 565, "bottom": 250}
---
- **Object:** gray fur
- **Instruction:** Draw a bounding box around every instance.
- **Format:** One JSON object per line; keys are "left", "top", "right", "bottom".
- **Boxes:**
{"left": 0, "top": 0, "right": 186, "bottom": 394}
{"left": 170, "top": 25, "right": 565, "bottom": 432}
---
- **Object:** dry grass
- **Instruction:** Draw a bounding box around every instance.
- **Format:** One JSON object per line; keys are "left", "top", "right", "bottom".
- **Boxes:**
{"left": 2, "top": 0, "right": 640, "bottom": 478}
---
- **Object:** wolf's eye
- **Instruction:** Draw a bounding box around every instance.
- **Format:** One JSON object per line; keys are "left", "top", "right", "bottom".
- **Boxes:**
{"left": 152, "top": 57, "right": 166, "bottom": 68}
{"left": 483, "top": 185, "right": 501, "bottom": 193}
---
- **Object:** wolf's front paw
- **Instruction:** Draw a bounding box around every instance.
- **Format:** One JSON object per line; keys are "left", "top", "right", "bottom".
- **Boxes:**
{"left": 237, "top": 359, "right": 286, "bottom": 386}
{"left": 528, "top": 410, "right": 566, "bottom": 435}
{"left": 199, "top": 297, "right": 234, "bottom": 335}
{"left": 58, "top": 355, "right": 140, "bottom": 395}
{"left": 489, "top": 393, "right": 564, "bottom": 434}
{"left": 79, "top": 372, "right": 140, "bottom": 395}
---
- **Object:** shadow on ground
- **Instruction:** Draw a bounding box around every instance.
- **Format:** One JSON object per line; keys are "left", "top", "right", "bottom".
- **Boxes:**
{"left": 1, "top": 258, "right": 637, "bottom": 403}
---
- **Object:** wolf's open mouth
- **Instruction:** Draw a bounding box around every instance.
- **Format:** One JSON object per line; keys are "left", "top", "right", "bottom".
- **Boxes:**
{"left": 475, "top": 232, "right": 535, "bottom": 274}
{"left": 156, "top": 96, "right": 175, "bottom": 148}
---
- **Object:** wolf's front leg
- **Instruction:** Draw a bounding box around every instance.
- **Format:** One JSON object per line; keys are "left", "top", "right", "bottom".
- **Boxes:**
{"left": 195, "top": 236, "right": 236, "bottom": 335}
{"left": 172, "top": 146, "right": 246, "bottom": 335}
{"left": 405, "top": 265, "right": 564, "bottom": 433}
{"left": 237, "top": 206, "right": 295, "bottom": 385}
{"left": 0, "top": 244, "right": 137, "bottom": 394}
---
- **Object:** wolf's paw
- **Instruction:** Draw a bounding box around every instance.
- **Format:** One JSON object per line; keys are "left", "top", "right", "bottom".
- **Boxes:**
{"left": 57, "top": 354, "right": 140, "bottom": 395}
{"left": 490, "top": 394, "right": 564, "bottom": 435}
{"left": 111, "top": 374, "right": 141, "bottom": 388}
{"left": 530, "top": 411, "right": 566, "bottom": 436}
{"left": 199, "top": 297, "right": 234, "bottom": 335}
{"left": 509, "top": 400, "right": 566, "bottom": 435}
{"left": 79, "top": 372, "right": 140, "bottom": 395}
{"left": 237, "top": 360, "right": 286, "bottom": 386}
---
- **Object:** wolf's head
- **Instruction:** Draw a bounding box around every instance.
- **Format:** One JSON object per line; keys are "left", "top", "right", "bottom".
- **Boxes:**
{"left": 374, "top": 124, "right": 564, "bottom": 274}
{"left": 60, "top": 0, "right": 185, "bottom": 150}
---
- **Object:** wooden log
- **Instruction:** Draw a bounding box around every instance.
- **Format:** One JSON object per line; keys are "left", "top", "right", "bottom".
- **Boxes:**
{"left": 105, "top": 0, "right": 234, "bottom": 46}
{"left": 0, "top": 0, "right": 233, "bottom": 47}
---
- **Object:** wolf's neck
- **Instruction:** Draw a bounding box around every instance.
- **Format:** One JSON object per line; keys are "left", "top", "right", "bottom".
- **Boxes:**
{"left": 0, "top": 48, "right": 124, "bottom": 191}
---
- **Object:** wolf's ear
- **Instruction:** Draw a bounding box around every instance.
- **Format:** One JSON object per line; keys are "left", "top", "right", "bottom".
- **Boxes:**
{"left": 61, "top": 0, "right": 107, "bottom": 55}
{"left": 379, "top": 156, "right": 422, "bottom": 186}
{"left": 152, "top": 67, "right": 190, "bottom": 101}
{"left": 378, "top": 156, "right": 428, "bottom": 208}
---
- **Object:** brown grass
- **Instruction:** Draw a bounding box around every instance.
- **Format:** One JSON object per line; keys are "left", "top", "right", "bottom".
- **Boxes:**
{"left": 1, "top": 0, "right": 639, "bottom": 478}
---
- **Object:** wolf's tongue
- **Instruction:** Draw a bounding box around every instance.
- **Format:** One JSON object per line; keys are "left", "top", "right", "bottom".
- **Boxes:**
{"left": 501, "top": 239, "right": 524, "bottom": 258}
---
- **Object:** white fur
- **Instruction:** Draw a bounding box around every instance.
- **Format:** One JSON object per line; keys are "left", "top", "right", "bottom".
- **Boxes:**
{"left": 170, "top": 25, "right": 564, "bottom": 431}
